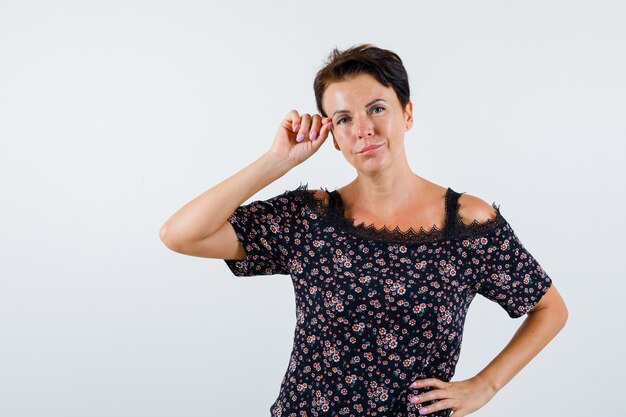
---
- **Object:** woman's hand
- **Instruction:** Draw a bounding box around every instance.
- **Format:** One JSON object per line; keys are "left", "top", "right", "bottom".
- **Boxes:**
{"left": 267, "top": 109, "right": 333, "bottom": 168}
{"left": 407, "top": 375, "right": 497, "bottom": 416}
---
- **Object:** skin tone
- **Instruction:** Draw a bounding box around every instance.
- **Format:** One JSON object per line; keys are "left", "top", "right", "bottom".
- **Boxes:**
{"left": 322, "top": 73, "right": 450, "bottom": 231}
{"left": 267, "top": 72, "right": 569, "bottom": 416}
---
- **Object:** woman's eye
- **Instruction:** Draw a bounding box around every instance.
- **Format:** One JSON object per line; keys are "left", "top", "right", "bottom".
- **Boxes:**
{"left": 337, "top": 107, "right": 384, "bottom": 125}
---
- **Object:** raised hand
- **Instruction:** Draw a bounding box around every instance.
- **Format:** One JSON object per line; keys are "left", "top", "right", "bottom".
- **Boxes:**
{"left": 267, "top": 109, "right": 333, "bottom": 168}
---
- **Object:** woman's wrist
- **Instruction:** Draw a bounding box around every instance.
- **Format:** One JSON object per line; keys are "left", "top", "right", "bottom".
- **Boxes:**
{"left": 261, "top": 150, "right": 295, "bottom": 176}
{"left": 472, "top": 373, "right": 499, "bottom": 398}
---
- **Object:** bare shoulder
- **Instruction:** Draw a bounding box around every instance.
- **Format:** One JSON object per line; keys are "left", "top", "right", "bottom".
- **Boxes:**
{"left": 457, "top": 192, "right": 498, "bottom": 226}
{"left": 311, "top": 189, "right": 330, "bottom": 205}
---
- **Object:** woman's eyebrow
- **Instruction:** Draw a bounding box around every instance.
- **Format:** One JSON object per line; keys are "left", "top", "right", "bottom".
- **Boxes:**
{"left": 332, "top": 99, "right": 387, "bottom": 118}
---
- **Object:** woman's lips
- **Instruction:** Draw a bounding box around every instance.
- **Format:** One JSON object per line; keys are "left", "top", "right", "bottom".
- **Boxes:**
{"left": 359, "top": 144, "right": 383, "bottom": 154}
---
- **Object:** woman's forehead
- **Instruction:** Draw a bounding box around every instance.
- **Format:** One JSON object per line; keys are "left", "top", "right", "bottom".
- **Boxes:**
{"left": 324, "top": 74, "right": 395, "bottom": 110}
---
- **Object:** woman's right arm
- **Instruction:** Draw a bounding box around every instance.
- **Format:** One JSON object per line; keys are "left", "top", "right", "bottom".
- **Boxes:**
{"left": 159, "top": 110, "right": 332, "bottom": 260}
{"left": 159, "top": 151, "right": 293, "bottom": 259}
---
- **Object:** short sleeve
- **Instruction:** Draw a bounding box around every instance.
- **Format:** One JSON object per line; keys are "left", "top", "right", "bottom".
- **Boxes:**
{"left": 465, "top": 218, "right": 553, "bottom": 318}
{"left": 223, "top": 188, "right": 301, "bottom": 277}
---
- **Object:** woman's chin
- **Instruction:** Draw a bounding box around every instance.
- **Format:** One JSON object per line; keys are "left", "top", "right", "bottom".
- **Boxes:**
{"left": 355, "top": 156, "right": 391, "bottom": 172}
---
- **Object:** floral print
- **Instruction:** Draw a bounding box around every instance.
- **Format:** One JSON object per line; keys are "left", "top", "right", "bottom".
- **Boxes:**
{"left": 224, "top": 184, "right": 552, "bottom": 416}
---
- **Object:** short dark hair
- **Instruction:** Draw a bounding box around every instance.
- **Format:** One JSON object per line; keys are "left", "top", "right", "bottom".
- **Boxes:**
{"left": 313, "top": 43, "right": 411, "bottom": 118}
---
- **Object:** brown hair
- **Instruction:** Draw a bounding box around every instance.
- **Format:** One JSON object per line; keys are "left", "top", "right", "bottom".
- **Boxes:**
{"left": 313, "top": 43, "right": 411, "bottom": 118}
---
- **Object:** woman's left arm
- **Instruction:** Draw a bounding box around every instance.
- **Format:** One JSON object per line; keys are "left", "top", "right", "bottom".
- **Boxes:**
{"left": 408, "top": 284, "right": 568, "bottom": 416}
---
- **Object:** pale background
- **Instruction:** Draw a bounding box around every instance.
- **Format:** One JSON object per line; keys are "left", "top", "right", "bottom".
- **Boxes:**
{"left": 1, "top": 1, "right": 624, "bottom": 416}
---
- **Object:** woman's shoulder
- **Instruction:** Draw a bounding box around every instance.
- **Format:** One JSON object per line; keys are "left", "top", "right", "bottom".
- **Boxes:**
{"left": 311, "top": 189, "right": 330, "bottom": 204}
{"left": 415, "top": 182, "right": 499, "bottom": 227}
{"left": 455, "top": 191, "right": 499, "bottom": 226}
{"left": 285, "top": 184, "right": 330, "bottom": 213}
{"left": 288, "top": 184, "right": 328, "bottom": 199}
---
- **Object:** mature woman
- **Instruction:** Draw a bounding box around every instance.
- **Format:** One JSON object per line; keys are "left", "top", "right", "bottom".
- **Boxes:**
{"left": 160, "top": 44, "right": 568, "bottom": 417}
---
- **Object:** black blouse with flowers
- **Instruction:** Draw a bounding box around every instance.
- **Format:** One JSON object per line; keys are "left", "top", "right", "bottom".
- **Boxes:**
{"left": 223, "top": 184, "right": 552, "bottom": 417}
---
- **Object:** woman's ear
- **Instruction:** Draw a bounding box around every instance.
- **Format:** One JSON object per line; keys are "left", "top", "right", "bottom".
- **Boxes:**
{"left": 404, "top": 101, "right": 414, "bottom": 131}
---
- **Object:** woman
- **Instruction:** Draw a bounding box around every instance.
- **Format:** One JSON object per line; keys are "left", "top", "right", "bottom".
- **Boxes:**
{"left": 160, "top": 44, "right": 568, "bottom": 417}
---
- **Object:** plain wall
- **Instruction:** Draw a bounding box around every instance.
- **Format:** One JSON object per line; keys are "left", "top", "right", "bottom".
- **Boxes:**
{"left": 1, "top": 0, "right": 624, "bottom": 416}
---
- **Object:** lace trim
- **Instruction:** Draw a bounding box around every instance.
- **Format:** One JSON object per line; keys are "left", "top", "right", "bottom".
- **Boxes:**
{"left": 290, "top": 183, "right": 507, "bottom": 244}
{"left": 454, "top": 200, "right": 506, "bottom": 240}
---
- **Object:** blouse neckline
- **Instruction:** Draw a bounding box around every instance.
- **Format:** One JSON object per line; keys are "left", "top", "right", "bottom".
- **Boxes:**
{"left": 328, "top": 187, "right": 451, "bottom": 244}
{"left": 294, "top": 184, "right": 507, "bottom": 245}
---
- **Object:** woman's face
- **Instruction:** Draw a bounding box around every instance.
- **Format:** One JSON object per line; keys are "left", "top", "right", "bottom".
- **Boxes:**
{"left": 322, "top": 72, "right": 413, "bottom": 173}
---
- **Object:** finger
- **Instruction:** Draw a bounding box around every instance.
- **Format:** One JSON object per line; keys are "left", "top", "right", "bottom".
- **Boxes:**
{"left": 417, "top": 399, "right": 453, "bottom": 415}
{"left": 409, "top": 388, "right": 447, "bottom": 405}
{"left": 310, "top": 122, "right": 331, "bottom": 149}
{"left": 410, "top": 378, "right": 447, "bottom": 390}
{"left": 319, "top": 118, "right": 333, "bottom": 139}
{"left": 286, "top": 109, "right": 301, "bottom": 132}
{"left": 323, "top": 122, "right": 333, "bottom": 138}
{"left": 308, "top": 114, "right": 322, "bottom": 141}
{"left": 296, "top": 113, "right": 312, "bottom": 142}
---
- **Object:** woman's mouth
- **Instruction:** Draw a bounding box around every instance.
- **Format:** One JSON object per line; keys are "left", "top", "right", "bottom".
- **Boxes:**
{"left": 359, "top": 144, "right": 383, "bottom": 154}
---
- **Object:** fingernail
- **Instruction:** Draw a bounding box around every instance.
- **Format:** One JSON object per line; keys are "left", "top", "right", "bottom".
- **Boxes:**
{"left": 309, "top": 131, "right": 317, "bottom": 140}
{"left": 293, "top": 123, "right": 299, "bottom": 132}
{"left": 410, "top": 395, "right": 421, "bottom": 403}
{"left": 409, "top": 381, "right": 418, "bottom": 389}
{"left": 296, "top": 132, "right": 304, "bottom": 142}
{"left": 419, "top": 407, "right": 428, "bottom": 414}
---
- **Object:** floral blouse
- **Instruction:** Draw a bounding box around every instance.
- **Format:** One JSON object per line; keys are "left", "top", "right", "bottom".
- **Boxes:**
{"left": 223, "top": 184, "right": 553, "bottom": 417}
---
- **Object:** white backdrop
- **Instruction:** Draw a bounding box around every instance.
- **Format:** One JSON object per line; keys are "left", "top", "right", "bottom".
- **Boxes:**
{"left": 1, "top": 1, "right": 624, "bottom": 416}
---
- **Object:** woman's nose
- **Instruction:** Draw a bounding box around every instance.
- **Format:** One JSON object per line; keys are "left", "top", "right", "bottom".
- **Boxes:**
{"left": 354, "top": 115, "right": 374, "bottom": 138}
